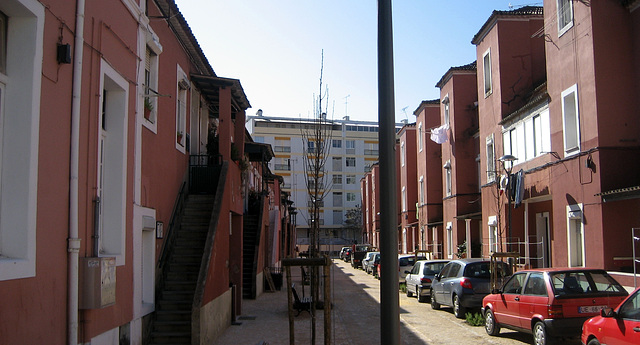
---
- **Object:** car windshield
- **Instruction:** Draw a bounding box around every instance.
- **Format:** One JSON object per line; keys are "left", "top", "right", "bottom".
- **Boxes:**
{"left": 464, "top": 261, "right": 511, "bottom": 279}
{"left": 422, "top": 262, "right": 447, "bottom": 275}
{"left": 550, "top": 271, "right": 627, "bottom": 296}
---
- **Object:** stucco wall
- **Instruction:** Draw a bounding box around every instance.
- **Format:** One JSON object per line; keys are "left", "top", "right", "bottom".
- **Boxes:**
{"left": 199, "top": 288, "right": 232, "bottom": 345}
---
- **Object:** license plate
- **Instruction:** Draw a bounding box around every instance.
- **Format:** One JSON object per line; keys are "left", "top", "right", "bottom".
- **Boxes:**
{"left": 579, "top": 305, "right": 607, "bottom": 313}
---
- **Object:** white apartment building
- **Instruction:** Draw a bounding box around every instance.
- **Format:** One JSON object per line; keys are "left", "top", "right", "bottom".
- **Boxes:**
{"left": 247, "top": 112, "right": 399, "bottom": 250}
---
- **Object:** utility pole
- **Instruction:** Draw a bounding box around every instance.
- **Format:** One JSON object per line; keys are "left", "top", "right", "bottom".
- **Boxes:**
{"left": 378, "top": 1, "right": 400, "bottom": 344}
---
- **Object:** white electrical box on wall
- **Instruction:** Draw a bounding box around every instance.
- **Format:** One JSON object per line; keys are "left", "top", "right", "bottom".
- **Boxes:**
{"left": 80, "top": 257, "right": 116, "bottom": 309}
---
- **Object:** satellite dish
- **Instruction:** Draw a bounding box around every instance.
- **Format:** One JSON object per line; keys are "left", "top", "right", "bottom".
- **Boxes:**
{"left": 499, "top": 175, "right": 509, "bottom": 190}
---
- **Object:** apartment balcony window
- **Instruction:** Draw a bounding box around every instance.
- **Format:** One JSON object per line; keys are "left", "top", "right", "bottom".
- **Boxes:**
{"left": 332, "top": 139, "right": 342, "bottom": 148}
{"left": 346, "top": 140, "right": 356, "bottom": 154}
{"left": 332, "top": 157, "right": 342, "bottom": 171}
{"left": 483, "top": 48, "right": 492, "bottom": 97}
{"left": 333, "top": 192, "right": 343, "bottom": 207}
{"left": 346, "top": 157, "right": 356, "bottom": 168}
{"left": 561, "top": 85, "right": 580, "bottom": 156}
{"left": 346, "top": 175, "right": 356, "bottom": 184}
{"left": 444, "top": 160, "right": 452, "bottom": 196}
{"left": 557, "top": 0, "right": 574, "bottom": 36}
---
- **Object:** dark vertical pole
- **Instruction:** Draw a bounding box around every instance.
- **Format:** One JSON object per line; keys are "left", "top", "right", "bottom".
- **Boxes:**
{"left": 378, "top": 1, "right": 400, "bottom": 344}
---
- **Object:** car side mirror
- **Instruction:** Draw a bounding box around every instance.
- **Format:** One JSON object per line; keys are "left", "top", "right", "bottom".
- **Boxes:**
{"left": 601, "top": 307, "right": 616, "bottom": 318}
{"left": 435, "top": 274, "right": 441, "bottom": 281}
{"left": 404, "top": 270, "right": 411, "bottom": 274}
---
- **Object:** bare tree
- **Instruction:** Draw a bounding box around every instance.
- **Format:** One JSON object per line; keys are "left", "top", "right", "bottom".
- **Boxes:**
{"left": 299, "top": 51, "right": 334, "bottom": 343}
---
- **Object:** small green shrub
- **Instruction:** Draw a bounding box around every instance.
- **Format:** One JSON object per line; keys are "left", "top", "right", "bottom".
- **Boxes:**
{"left": 399, "top": 283, "right": 407, "bottom": 293}
{"left": 465, "top": 312, "right": 485, "bottom": 326}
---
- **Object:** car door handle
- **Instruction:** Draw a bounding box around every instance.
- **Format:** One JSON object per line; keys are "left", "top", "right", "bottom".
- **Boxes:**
{"left": 633, "top": 327, "right": 640, "bottom": 332}
{"left": 514, "top": 297, "right": 520, "bottom": 301}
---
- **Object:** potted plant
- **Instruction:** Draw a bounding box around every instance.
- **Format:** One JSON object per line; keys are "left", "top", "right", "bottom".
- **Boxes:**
{"left": 176, "top": 131, "right": 183, "bottom": 144}
{"left": 143, "top": 97, "right": 153, "bottom": 120}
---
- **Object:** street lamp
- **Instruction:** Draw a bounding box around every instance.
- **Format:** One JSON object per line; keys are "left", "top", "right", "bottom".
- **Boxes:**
{"left": 498, "top": 154, "right": 517, "bottom": 252}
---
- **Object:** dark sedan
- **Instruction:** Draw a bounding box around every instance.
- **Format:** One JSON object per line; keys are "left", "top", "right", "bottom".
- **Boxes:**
{"left": 430, "top": 258, "right": 511, "bottom": 318}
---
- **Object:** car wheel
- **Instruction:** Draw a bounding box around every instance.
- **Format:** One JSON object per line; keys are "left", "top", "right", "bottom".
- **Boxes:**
{"left": 484, "top": 309, "right": 500, "bottom": 336}
{"left": 430, "top": 289, "right": 440, "bottom": 310}
{"left": 533, "top": 321, "right": 552, "bottom": 345}
{"left": 453, "top": 294, "right": 466, "bottom": 319}
{"left": 417, "top": 288, "right": 427, "bottom": 303}
{"left": 587, "top": 338, "right": 601, "bottom": 345}
{"left": 406, "top": 285, "right": 413, "bottom": 297}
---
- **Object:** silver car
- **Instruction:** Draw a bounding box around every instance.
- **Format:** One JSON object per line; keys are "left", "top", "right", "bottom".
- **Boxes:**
{"left": 362, "top": 251, "right": 379, "bottom": 273}
{"left": 405, "top": 260, "right": 450, "bottom": 302}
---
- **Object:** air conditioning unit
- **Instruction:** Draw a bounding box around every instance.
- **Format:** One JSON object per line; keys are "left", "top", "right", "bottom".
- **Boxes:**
{"left": 80, "top": 257, "right": 116, "bottom": 309}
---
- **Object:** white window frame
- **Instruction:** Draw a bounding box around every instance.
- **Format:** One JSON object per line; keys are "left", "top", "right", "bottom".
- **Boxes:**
{"left": 346, "top": 157, "right": 356, "bottom": 167}
{"left": 176, "top": 65, "right": 189, "bottom": 152}
{"left": 332, "top": 139, "right": 342, "bottom": 148}
{"left": 502, "top": 105, "right": 550, "bottom": 163}
{"left": 346, "top": 174, "right": 356, "bottom": 184}
{"left": 557, "top": 0, "right": 574, "bottom": 36}
{"left": 561, "top": 84, "right": 580, "bottom": 156}
{"left": 400, "top": 141, "right": 406, "bottom": 167}
{"left": 444, "top": 160, "right": 452, "bottom": 196}
{"left": 486, "top": 134, "right": 496, "bottom": 183}
{"left": 332, "top": 174, "right": 342, "bottom": 185}
{"left": 97, "top": 59, "right": 129, "bottom": 266}
{"left": 488, "top": 216, "right": 498, "bottom": 253}
{"left": 346, "top": 192, "right": 356, "bottom": 202}
{"left": 483, "top": 48, "right": 492, "bottom": 97}
{"left": 567, "top": 204, "right": 584, "bottom": 267}
{"left": 446, "top": 222, "right": 453, "bottom": 259}
{"left": 418, "top": 122, "right": 423, "bottom": 152}
{"left": 419, "top": 176, "right": 424, "bottom": 205}
{"left": 401, "top": 186, "right": 406, "bottom": 212}
{"left": 443, "top": 95, "right": 450, "bottom": 126}
{"left": 0, "top": 0, "right": 44, "bottom": 281}
{"left": 142, "top": 39, "right": 161, "bottom": 130}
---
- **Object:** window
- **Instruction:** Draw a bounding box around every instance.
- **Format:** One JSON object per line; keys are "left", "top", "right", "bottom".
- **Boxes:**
{"left": 400, "top": 141, "right": 405, "bottom": 166}
{"left": 483, "top": 49, "right": 492, "bottom": 97}
{"left": 562, "top": 85, "right": 580, "bottom": 156}
{"left": 274, "top": 138, "right": 291, "bottom": 152}
{"left": 346, "top": 140, "right": 356, "bottom": 154}
{"left": 524, "top": 273, "right": 548, "bottom": 296}
{"left": 418, "top": 122, "right": 423, "bottom": 151}
{"left": 401, "top": 186, "right": 406, "bottom": 212}
{"left": 333, "top": 192, "right": 343, "bottom": 207}
{"left": 502, "top": 107, "right": 550, "bottom": 163}
{"left": 419, "top": 176, "right": 424, "bottom": 204}
{"left": 274, "top": 157, "right": 291, "bottom": 171}
{"left": 332, "top": 139, "right": 342, "bottom": 148}
{"left": 176, "top": 66, "right": 189, "bottom": 149}
{"left": 347, "top": 192, "right": 356, "bottom": 202}
{"left": 557, "top": 0, "right": 574, "bottom": 36}
{"left": 444, "top": 160, "right": 452, "bottom": 196}
{"left": 0, "top": 11, "right": 6, "bottom": 74}
{"left": 332, "top": 157, "right": 342, "bottom": 171}
{"left": 567, "top": 204, "right": 584, "bottom": 267}
{"left": 364, "top": 142, "right": 378, "bottom": 156}
{"left": 488, "top": 216, "right": 498, "bottom": 253}
{"left": 333, "top": 210, "right": 343, "bottom": 224}
{"left": 503, "top": 273, "right": 526, "bottom": 294}
{"left": 143, "top": 45, "right": 159, "bottom": 125}
{"left": 254, "top": 136, "right": 264, "bottom": 143}
{"left": 332, "top": 174, "right": 342, "bottom": 185}
{"left": 446, "top": 223, "right": 453, "bottom": 258}
{"left": 346, "top": 157, "right": 356, "bottom": 167}
{"left": 0, "top": 0, "right": 44, "bottom": 281}
{"left": 346, "top": 175, "right": 356, "bottom": 184}
{"left": 443, "top": 96, "right": 450, "bottom": 125}
{"left": 618, "top": 289, "right": 640, "bottom": 320}
{"left": 486, "top": 135, "right": 496, "bottom": 183}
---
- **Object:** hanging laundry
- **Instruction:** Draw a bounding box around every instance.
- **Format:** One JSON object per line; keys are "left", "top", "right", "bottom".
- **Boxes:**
{"left": 430, "top": 123, "right": 449, "bottom": 144}
{"left": 514, "top": 169, "right": 525, "bottom": 208}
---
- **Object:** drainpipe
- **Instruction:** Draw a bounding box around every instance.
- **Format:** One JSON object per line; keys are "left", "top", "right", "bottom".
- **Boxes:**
{"left": 68, "top": 0, "right": 85, "bottom": 344}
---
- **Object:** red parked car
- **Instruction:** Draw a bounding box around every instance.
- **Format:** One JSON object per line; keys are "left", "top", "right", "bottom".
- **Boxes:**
{"left": 581, "top": 286, "right": 640, "bottom": 345}
{"left": 482, "top": 268, "right": 628, "bottom": 345}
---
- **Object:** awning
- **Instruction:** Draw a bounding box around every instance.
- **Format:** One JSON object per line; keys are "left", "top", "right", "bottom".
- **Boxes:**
{"left": 595, "top": 185, "right": 640, "bottom": 202}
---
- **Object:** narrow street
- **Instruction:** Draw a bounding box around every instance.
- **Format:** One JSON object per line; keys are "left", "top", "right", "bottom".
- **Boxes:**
{"left": 214, "top": 259, "right": 581, "bottom": 345}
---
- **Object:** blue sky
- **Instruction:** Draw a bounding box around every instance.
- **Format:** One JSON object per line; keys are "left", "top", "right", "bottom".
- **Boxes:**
{"left": 176, "top": 1, "right": 542, "bottom": 122}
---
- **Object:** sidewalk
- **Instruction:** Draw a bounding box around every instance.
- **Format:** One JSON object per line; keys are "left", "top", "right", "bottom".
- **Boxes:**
{"left": 212, "top": 259, "right": 427, "bottom": 345}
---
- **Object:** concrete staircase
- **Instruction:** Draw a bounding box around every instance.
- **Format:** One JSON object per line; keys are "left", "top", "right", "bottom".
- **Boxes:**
{"left": 149, "top": 194, "right": 214, "bottom": 345}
